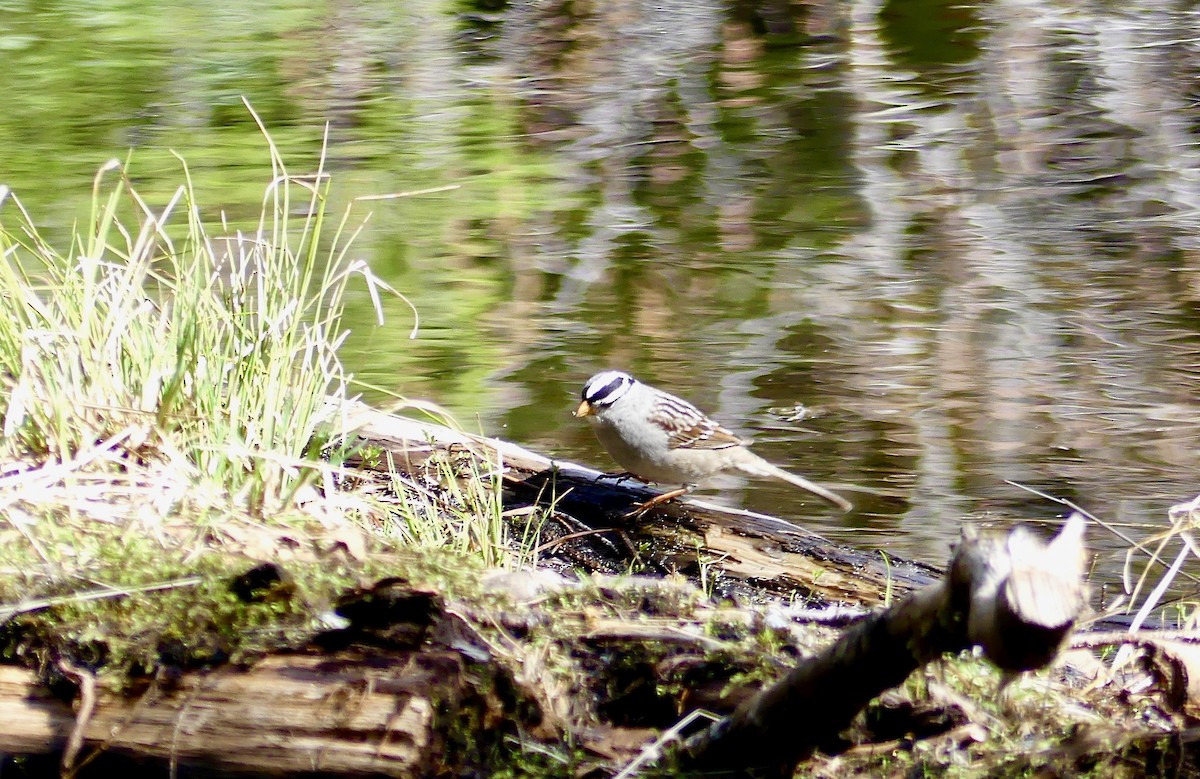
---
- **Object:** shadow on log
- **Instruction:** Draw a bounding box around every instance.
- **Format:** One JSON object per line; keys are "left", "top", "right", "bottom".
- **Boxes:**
{"left": 674, "top": 514, "right": 1089, "bottom": 778}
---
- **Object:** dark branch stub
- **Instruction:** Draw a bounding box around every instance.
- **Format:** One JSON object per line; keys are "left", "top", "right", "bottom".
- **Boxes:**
{"left": 675, "top": 514, "right": 1089, "bottom": 777}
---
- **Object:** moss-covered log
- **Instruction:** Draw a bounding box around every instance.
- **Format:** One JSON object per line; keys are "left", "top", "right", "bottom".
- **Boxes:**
{"left": 0, "top": 580, "right": 539, "bottom": 777}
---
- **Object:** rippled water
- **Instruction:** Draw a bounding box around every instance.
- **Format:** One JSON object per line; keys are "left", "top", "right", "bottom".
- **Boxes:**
{"left": 4, "top": 0, "right": 1200, "bottom": 603}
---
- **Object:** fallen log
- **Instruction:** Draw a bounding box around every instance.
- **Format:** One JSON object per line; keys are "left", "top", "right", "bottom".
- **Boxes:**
{"left": 674, "top": 513, "right": 1089, "bottom": 777}
{"left": 337, "top": 401, "right": 937, "bottom": 605}
{"left": 0, "top": 583, "right": 534, "bottom": 778}
{"left": 0, "top": 403, "right": 1139, "bottom": 777}
{"left": 0, "top": 499, "right": 1179, "bottom": 778}
{"left": 0, "top": 653, "right": 490, "bottom": 777}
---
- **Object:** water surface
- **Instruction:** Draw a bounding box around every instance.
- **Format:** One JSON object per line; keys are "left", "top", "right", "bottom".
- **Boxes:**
{"left": 4, "top": 0, "right": 1200, "bottom": 607}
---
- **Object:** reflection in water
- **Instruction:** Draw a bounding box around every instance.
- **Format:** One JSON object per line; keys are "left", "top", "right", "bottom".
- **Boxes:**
{"left": 3, "top": 0, "right": 1200, "bottom": 599}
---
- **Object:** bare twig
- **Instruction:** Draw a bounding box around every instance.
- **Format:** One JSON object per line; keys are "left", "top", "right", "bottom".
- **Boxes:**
{"left": 58, "top": 659, "right": 98, "bottom": 778}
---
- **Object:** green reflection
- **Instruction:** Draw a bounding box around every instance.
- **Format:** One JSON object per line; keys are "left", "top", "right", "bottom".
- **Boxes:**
{"left": 879, "top": 0, "right": 983, "bottom": 69}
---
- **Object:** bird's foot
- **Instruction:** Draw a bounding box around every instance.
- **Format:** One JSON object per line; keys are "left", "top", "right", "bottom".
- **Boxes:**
{"left": 622, "top": 486, "right": 694, "bottom": 519}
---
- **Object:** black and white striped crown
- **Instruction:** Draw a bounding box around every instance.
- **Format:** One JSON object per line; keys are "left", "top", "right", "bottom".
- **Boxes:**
{"left": 582, "top": 370, "right": 636, "bottom": 408}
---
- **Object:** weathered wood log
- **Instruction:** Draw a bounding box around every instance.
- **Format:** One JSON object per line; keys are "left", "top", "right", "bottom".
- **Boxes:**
{"left": 674, "top": 514, "right": 1089, "bottom": 777}
{"left": 0, "top": 654, "right": 473, "bottom": 777}
{"left": 336, "top": 401, "right": 938, "bottom": 605}
{"left": 0, "top": 582, "right": 532, "bottom": 778}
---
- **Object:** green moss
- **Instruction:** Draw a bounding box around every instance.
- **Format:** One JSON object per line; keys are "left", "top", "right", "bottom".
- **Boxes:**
{"left": 0, "top": 513, "right": 506, "bottom": 689}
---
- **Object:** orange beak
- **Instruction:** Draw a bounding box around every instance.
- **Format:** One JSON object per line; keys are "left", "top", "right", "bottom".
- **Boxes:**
{"left": 574, "top": 400, "right": 593, "bottom": 417}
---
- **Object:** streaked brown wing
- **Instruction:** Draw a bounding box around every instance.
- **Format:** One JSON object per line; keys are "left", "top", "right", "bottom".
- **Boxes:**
{"left": 654, "top": 394, "right": 744, "bottom": 450}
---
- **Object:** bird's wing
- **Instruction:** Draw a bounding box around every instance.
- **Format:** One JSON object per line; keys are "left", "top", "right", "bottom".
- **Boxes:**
{"left": 652, "top": 394, "right": 745, "bottom": 450}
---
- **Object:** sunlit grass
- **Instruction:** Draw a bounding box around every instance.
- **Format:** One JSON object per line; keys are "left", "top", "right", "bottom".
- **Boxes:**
{"left": 384, "top": 447, "right": 508, "bottom": 567}
{"left": 0, "top": 103, "right": 538, "bottom": 598}
{"left": 0, "top": 121, "right": 376, "bottom": 517}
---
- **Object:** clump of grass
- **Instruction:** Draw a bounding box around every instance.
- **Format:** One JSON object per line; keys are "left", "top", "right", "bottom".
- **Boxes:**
{"left": 0, "top": 103, "right": 548, "bottom": 676}
{"left": 383, "top": 446, "right": 510, "bottom": 567}
{"left": 0, "top": 107, "right": 398, "bottom": 520}
{"left": 345, "top": 397, "right": 564, "bottom": 571}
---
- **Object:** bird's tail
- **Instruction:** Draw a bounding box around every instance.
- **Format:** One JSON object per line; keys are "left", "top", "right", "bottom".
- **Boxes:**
{"left": 734, "top": 452, "right": 853, "bottom": 512}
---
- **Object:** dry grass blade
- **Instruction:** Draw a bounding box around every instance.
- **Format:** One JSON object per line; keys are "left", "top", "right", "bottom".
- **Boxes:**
{"left": 0, "top": 577, "right": 203, "bottom": 624}
{"left": 1006, "top": 480, "right": 1200, "bottom": 592}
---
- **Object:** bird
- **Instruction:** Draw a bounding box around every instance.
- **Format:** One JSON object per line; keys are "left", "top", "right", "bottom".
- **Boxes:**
{"left": 573, "top": 370, "right": 852, "bottom": 514}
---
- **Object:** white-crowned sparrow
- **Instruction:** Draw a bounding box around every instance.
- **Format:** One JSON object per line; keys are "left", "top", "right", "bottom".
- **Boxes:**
{"left": 574, "top": 370, "right": 852, "bottom": 512}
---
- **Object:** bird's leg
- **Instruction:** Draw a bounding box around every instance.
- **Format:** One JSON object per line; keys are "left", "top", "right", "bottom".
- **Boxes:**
{"left": 624, "top": 484, "right": 696, "bottom": 519}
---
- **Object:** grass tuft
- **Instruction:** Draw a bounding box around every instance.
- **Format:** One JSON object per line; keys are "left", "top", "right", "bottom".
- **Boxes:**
{"left": 0, "top": 108, "right": 397, "bottom": 519}
{"left": 0, "top": 104, "right": 541, "bottom": 679}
